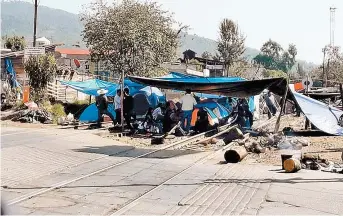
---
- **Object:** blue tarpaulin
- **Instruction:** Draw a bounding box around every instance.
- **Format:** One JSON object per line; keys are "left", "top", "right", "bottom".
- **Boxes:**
{"left": 4, "top": 58, "right": 20, "bottom": 88}
{"left": 59, "top": 79, "right": 145, "bottom": 96}
{"left": 79, "top": 103, "right": 116, "bottom": 123}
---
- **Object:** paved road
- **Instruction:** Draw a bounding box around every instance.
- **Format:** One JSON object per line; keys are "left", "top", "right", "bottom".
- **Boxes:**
{"left": 1, "top": 125, "right": 343, "bottom": 215}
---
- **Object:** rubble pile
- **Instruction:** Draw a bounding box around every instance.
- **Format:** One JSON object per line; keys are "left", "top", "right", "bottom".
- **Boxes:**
{"left": 1, "top": 101, "right": 53, "bottom": 124}
{"left": 11, "top": 109, "right": 53, "bottom": 124}
{"left": 301, "top": 153, "right": 343, "bottom": 173}
{"left": 224, "top": 128, "right": 343, "bottom": 174}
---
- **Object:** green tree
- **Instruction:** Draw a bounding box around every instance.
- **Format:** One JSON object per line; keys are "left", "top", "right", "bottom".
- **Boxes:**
{"left": 254, "top": 40, "right": 297, "bottom": 74}
{"left": 261, "top": 39, "right": 283, "bottom": 59}
{"left": 217, "top": 19, "right": 246, "bottom": 76}
{"left": 201, "top": 51, "right": 212, "bottom": 60}
{"left": 24, "top": 55, "right": 57, "bottom": 101}
{"left": 81, "top": 0, "right": 185, "bottom": 78}
{"left": 3, "top": 35, "right": 26, "bottom": 51}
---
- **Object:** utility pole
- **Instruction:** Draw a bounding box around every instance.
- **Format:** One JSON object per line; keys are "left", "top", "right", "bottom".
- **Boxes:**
{"left": 330, "top": 7, "right": 337, "bottom": 47}
{"left": 33, "top": 0, "right": 38, "bottom": 47}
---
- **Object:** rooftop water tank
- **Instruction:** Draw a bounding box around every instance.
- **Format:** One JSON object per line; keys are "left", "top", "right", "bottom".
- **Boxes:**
{"left": 36, "top": 37, "right": 51, "bottom": 47}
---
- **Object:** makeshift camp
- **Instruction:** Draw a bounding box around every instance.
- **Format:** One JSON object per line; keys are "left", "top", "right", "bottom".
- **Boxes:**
{"left": 60, "top": 79, "right": 166, "bottom": 122}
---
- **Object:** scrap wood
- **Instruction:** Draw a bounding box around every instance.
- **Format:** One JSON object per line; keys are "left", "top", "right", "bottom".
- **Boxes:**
{"left": 224, "top": 145, "right": 248, "bottom": 163}
{"left": 196, "top": 124, "right": 239, "bottom": 145}
{"left": 284, "top": 158, "right": 301, "bottom": 173}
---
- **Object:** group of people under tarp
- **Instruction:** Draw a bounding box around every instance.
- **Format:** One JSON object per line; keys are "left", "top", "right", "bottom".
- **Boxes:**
{"left": 94, "top": 87, "right": 256, "bottom": 134}
{"left": 144, "top": 89, "right": 199, "bottom": 135}
{"left": 143, "top": 89, "right": 256, "bottom": 135}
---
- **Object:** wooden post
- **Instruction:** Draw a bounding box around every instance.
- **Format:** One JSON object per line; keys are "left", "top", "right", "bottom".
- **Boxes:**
{"left": 120, "top": 70, "right": 124, "bottom": 132}
{"left": 274, "top": 79, "right": 289, "bottom": 133}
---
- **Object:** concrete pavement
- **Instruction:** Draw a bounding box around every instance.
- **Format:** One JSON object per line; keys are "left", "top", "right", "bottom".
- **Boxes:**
{"left": 1, "top": 125, "right": 343, "bottom": 215}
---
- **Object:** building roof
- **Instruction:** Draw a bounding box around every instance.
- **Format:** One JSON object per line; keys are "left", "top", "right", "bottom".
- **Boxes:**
{"left": 183, "top": 49, "right": 197, "bottom": 55}
{"left": 55, "top": 48, "right": 90, "bottom": 55}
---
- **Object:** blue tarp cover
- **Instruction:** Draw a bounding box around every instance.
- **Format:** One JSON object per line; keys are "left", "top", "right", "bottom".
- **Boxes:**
{"left": 79, "top": 103, "right": 116, "bottom": 122}
{"left": 59, "top": 79, "right": 145, "bottom": 96}
{"left": 292, "top": 90, "right": 343, "bottom": 136}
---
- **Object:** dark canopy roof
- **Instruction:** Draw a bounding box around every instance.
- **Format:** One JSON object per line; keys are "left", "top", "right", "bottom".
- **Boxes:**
{"left": 129, "top": 76, "right": 287, "bottom": 98}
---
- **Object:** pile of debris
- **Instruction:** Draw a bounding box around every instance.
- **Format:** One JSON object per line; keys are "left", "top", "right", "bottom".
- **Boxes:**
{"left": 1, "top": 102, "right": 53, "bottom": 124}
{"left": 301, "top": 153, "right": 343, "bottom": 173}
{"left": 223, "top": 128, "right": 343, "bottom": 174}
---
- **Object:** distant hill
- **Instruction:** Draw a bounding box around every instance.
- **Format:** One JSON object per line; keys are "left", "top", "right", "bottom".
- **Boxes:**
{"left": 1, "top": 0, "right": 316, "bottom": 70}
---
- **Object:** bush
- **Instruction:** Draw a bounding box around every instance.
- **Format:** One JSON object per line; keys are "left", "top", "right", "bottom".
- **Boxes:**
{"left": 41, "top": 100, "right": 53, "bottom": 113}
{"left": 263, "top": 70, "right": 288, "bottom": 78}
{"left": 51, "top": 103, "right": 66, "bottom": 123}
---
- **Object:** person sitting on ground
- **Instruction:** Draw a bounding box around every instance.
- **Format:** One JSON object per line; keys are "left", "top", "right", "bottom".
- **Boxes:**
{"left": 163, "top": 101, "right": 180, "bottom": 133}
{"left": 194, "top": 107, "right": 209, "bottom": 133}
{"left": 180, "top": 89, "right": 197, "bottom": 134}
{"left": 96, "top": 89, "right": 116, "bottom": 127}
{"left": 123, "top": 88, "right": 134, "bottom": 131}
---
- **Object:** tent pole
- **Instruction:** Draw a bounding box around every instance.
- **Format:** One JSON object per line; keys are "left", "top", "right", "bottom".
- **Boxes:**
{"left": 274, "top": 79, "right": 289, "bottom": 133}
{"left": 120, "top": 71, "right": 124, "bottom": 132}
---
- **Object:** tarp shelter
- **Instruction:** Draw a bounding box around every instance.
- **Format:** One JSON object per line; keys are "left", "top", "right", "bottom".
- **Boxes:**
{"left": 59, "top": 79, "right": 145, "bottom": 96}
{"left": 129, "top": 76, "right": 287, "bottom": 98}
{"left": 157, "top": 75, "right": 256, "bottom": 112}
{"left": 60, "top": 79, "right": 118, "bottom": 96}
{"left": 60, "top": 78, "right": 165, "bottom": 122}
{"left": 291, "top": 90, "right": 343, "bottom": 136}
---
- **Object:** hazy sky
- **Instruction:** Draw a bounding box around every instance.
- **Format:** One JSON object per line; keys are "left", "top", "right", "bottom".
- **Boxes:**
{"left": 29, "top": 0, "right": 343, "bottom": 64}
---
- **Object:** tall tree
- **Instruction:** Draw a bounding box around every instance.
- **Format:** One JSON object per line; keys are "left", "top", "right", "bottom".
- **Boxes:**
{"left": 3, "top": 35, "right": 26, "bottom": 51}
{"left": 81, "top": 0, "right": 185, "bottom": 78}
{"left": 260, "top": 39, "right": 283, "bottom": 59}
{"left": 217, "top": 19, "right": 246, "bottom": 76}
{"left": 254, "top": 40, "right": 297, "bottom": 73}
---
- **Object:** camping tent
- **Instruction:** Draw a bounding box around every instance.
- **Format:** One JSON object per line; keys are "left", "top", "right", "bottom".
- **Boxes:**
{"left": 79, "top": 103, "right": 116, "bottom": 123}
